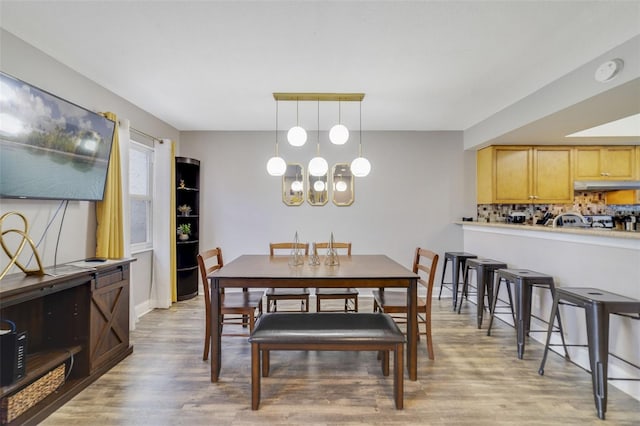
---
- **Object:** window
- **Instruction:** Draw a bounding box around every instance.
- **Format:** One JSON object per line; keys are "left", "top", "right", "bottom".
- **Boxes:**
{"left": 129, "top": 140, "right": 153, "bottom": 251}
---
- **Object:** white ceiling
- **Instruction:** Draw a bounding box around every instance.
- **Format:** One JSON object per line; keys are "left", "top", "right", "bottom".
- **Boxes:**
{"left": 1, "top": 1, "right": 639, "bottom": 133}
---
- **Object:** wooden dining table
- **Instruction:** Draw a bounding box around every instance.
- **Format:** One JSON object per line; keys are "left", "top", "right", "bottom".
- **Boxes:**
{"left": 208, "top": 254, "right": 420, "bottom": 382}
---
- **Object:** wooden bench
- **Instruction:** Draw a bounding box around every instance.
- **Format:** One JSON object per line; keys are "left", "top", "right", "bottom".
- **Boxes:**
{"left": 248, "top": 312, "right": 406, "bottom": 410}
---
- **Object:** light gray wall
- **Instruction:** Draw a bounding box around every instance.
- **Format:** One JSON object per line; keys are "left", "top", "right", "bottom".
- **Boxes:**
{"left": 180, "top": 130, "right": 474, "bottom": 277}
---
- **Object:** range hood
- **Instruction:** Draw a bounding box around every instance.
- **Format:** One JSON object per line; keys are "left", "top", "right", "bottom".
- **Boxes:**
{"left": 574, "top": 180, "right": 640, "bottom": 191}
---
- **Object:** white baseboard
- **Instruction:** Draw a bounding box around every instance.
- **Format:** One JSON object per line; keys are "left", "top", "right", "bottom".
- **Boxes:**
{"left": 135, "top": 299, "right": 154, "bottom": 319}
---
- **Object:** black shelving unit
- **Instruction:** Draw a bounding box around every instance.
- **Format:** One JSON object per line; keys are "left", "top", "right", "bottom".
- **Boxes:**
{"left": 175, "top": 156, "right": 200, "bottom": 301}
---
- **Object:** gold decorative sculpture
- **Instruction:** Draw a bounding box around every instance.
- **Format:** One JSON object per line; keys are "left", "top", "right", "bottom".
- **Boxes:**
{"left": 0, "top": 212, "right": 45, "bottom": 280}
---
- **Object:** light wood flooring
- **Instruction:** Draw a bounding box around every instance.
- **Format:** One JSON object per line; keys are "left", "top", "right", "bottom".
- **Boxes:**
{"left": 42, "top": 295, "right": 639, "bottom": 425}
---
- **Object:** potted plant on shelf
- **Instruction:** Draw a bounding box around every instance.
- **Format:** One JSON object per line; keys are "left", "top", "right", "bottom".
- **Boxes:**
{"left": 177, "top": 223, "right": 191, "bottom": 240}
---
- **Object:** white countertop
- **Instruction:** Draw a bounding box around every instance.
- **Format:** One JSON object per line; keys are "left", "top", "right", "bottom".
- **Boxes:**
{"left": 457, "top": 221, "right": 640, "bottom": 240}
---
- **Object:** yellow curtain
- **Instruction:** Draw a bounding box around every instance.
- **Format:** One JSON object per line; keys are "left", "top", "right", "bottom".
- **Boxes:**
{"left": 170, "top": 141, "right": 177, "bottom": 302}
{"left": 96, "top": 112, "right": 124, "bottom": 259}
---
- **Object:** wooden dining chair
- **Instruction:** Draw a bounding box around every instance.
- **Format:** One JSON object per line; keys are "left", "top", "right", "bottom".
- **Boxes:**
{"left": 314, "top": 242, "right": 359, "bottom": 312}
{"left": 266, "top": 242, "right": 310, "bottom": 312}
{"left": 197, "top": 247, "right": 264, "bottom": 361}
{"left": 372, "top": 247, "right": 439, "bottom": 360}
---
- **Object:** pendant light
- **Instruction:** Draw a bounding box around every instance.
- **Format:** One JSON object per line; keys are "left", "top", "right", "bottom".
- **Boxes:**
{"left": 266, "top": 100, "right": 286, "bottom": 176}
{"left": 287, "top": 98, "right": 307, "bottom": 147}
{"left": 308, "top": 99, "right": 328, "bottom": 176}
{"left": 329, "top": 100, "right": 349, "bottom": 145}
{"left": 350, "top": 101, "right": 371, "bottom": 177}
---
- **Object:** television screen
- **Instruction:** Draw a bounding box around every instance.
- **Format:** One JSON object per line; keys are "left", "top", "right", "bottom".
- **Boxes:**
{"left": 0, "top": 72, "right": 116, "bottom": 201}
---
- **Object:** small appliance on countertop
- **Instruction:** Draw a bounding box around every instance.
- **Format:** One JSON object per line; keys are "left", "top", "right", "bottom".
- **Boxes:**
{"left": 551, "top": 212, "right": 590, "bottom": 228}
{"left": 584, "top": 215, "right": 614, "bottom": 229}
{"left": 624, "top": 215, "right": 638, "bottom": 232}
{"left": 506, "top": 212, "right": 527, "bottom": 224}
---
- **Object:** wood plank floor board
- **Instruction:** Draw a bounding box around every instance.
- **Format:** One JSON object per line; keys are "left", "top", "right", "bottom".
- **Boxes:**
{"left": 41, "top": 296, "right": 639, "bottom": 425}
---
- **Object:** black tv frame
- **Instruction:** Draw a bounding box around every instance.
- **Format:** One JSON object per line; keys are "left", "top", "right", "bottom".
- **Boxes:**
{"left": 0, "top": 71, "right": 116, "bottom": 201}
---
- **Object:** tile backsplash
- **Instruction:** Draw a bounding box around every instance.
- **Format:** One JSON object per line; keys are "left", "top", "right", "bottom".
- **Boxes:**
{"left": 478, "top": 192, "right": 640, "bottom": 224}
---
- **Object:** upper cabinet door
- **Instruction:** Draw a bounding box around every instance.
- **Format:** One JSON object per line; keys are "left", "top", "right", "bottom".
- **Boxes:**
{"left": 478, "top": 146, "right": 573, "bottom": 204}
{"left": 493, "top": 146, "right": 532, "bottom": 203}
{"left": 574, "top": 146, "right": 636, "bottom": 180}
{"left": 602, "top": 147, "right": 636, "bottom": 179}
{"left": 532, "top": 147, "right": 573, "bottom": 203}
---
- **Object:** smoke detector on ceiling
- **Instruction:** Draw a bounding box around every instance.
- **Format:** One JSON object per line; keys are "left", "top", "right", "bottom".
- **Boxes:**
{"left": 594, "top": 58, "right": 624, "bottom": 83}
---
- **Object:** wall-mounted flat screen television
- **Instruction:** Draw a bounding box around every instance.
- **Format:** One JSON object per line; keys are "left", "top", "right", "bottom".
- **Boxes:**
{"left": 0, "top": 72, "right": 116, "bottom": 201}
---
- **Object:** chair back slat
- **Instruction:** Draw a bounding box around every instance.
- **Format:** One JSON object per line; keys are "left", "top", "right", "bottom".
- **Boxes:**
{"left": 314, "top": 242, "right": 351, "bottom": 256}
{"left": 413, "top": 248, "right": 439, "bottom": 292}
{"left": 270, "top": 242, "right": 310, "bottom": 255}
{"left": 197, "top": 247, "right": 225, "bottom": 307}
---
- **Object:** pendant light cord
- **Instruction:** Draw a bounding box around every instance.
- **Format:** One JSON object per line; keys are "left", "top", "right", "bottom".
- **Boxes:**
{"left": 275, "top": 100, "right": 279, "bottom": 156}
{"left": 359, "top": 101, "right": 363, "bottom": 157}
{"left": 317, "top": 99, "right": 320, "bottom": 155}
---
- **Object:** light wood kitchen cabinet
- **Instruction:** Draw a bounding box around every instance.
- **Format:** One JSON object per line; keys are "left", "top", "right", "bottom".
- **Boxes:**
{"left": 477, "top": 146, "right": 573, "bottom": 204}
{"left": 574, "top": 146, "right": 637, "bottom": 180}
{"left": 605, "top": 190, "right": 640, "bottom": 205}
{"left": 605, "top": 146, "right": 640, "bottom": 205}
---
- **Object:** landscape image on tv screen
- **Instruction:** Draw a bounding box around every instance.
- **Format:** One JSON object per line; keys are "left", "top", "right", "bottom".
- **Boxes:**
{"left": 0, "top": 72, "right": 116, "bottom": 201}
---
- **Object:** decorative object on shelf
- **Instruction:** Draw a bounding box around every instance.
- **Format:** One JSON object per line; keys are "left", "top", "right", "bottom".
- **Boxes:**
{"left": 177, "top": 223, "right": 191, "bottom": 241}
{"left": 288, "top": 231, "right": 305, "bottom": 267}
{"left": 0, "top": 212, "right": 45, "bottom": 280}
{"left": 0, "top": 363, "right": 65, "bottom": 423}
{"left": 324, "top": 232, "right": 340, "bottom": 266}
{"left": 308, "top": 242, "right": 321, "bottom": 266}
{"left": 179, "top": 179, "right": 186, "bottom": 189}
{"left": 178, "top": 205, "right": 192, "bottom": 216}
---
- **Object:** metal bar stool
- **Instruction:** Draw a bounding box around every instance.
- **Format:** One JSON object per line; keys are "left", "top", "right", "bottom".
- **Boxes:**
{"left": 538, "top": 287, "right": 640, "bottom": 420}
{"left": 487, "top": 269, "right": 568, "bottom": 360}
{"left": 458, "top": 258, "right": 507, "bottom": 328}
{"left": 438, "top": 252, "right": 477, "bottom": 310}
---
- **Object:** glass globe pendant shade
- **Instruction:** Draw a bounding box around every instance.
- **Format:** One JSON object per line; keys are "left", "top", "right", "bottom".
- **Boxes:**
{"left": 291, "top": 180, "right": 303, "bottom": 192}
{"left": 308, "top": 156, "right": 329, "bottom": 177}
{"left": 266, "top": 156, "right": 286, "bottom": 176}
{"left": 350, "top": 156, "right": 371, "bottom": 177}
{"left": 335, "top": 181, "right": 348, "bottom": 192}
{"left": 329, "top": 124, "right": 349, "bottom": 145}
{"left": 313, "top": 180, "right": 325, "bottom": 192}
{"left": 287, "top": 126, "right": 307, "bottom": 147}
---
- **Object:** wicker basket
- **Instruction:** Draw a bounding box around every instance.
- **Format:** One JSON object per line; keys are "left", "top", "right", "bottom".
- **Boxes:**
{"left": 1, "top": 364, "right": 65, "bottom": 424}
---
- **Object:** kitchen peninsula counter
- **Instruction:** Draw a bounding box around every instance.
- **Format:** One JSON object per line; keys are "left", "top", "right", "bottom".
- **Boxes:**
{"left": 457, "top": 221, "right": 640, "bottom": 244}
{"left": 459, "top": 220, "right": 639, "bottom": 401}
